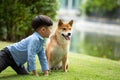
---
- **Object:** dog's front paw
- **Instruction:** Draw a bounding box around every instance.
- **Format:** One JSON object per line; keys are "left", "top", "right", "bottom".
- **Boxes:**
{"left": 64, "top": 69, "right": 68, "bottom": 72}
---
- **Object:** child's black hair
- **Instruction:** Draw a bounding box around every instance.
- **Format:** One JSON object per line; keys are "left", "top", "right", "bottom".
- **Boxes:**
{"left": 32, "top": 15, "right": 53, "bottom": 30}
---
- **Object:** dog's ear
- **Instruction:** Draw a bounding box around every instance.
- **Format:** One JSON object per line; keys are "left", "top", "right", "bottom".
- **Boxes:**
{"left": 58, "top": 19, "right": 63, "bottom": 26}
{"left": 68, "top": 20, "right": 73, "bottom": 26}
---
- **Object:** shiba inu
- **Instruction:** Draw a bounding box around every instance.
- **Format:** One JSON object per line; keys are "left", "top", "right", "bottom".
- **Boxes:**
{"left": 46, "top": 19, "right": 73, "bottom": 72}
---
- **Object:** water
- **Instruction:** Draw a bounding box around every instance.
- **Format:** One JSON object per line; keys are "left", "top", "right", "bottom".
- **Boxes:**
{"left": 70, "top": 20, "right": 120, "bottom": 60}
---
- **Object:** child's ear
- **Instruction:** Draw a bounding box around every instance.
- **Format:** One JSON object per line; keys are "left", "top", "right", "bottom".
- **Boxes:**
{"left": 58, "top": 19, "right": 63, "bottom": 26}
{"left": 68, "top": 20, "right": 73, "bottom": 26}
{"left": 41, "top": 27, "right": 46, "bottom": 32}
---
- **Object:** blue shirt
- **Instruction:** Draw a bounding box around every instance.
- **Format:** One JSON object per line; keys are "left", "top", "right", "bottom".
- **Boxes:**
{"left": 7, "top": 32, "right": 49, "bottom": 72}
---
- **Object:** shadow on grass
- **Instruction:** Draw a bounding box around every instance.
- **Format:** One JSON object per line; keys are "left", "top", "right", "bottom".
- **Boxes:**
{"left": 0, "top": 74, "right": 18, "bottom": 79}
{"left": 0, "top": 70, "right": 65, "bottom": 80}
{"left": 0, "top": 74, "right": 30, "bottom": 80}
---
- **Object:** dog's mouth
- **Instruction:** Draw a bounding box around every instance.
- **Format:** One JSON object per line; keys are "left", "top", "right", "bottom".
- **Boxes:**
{"left": 62, "top": 34, "right": 71, "bottom": 40}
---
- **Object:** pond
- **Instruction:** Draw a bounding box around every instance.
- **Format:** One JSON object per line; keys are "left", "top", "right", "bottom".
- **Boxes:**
{"left": 70, "top": 20, "right": 120, "bottom": 60}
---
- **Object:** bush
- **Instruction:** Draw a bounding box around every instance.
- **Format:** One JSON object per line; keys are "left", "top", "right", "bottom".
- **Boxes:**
{"left": 0, "top": 0, "right": 59, "bottom": 41}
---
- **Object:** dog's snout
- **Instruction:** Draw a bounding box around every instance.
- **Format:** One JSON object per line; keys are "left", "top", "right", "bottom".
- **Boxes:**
{"left": 68, "top": 33, "right": 71, "bottom": 36}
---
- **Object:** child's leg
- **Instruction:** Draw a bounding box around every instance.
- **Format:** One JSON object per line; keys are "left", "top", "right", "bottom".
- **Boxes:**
{"left": 3, "top": 48, "right": 29, "bottom": 75}
{"left": 10, "top": 63, "right": 29, "bottom": 75}
{"left": 0, "top": 50, "right": 9, "bottom": 73}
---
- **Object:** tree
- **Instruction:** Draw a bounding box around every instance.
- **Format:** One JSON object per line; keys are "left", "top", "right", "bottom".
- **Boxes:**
{"left": 81, "top": 0, "right": 120, "bottom": 18}
{"left": 0, "top": 0, "right": 59, "bottom": 41}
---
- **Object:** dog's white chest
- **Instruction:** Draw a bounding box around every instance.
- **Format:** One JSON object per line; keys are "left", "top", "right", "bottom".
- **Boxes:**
{"left": 53, "top": 46, "right": 67, "bottom": 57}
{"left": 51, "top": 45, "right": 68, "bottom": 64}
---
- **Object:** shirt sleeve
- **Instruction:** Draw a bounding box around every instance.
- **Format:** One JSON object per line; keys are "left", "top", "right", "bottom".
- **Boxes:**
{"left": 27, "top": 39, "right": 38, "bottom": 72}
{"left": 37, "top": 46, "right": 49, "bottom": 71}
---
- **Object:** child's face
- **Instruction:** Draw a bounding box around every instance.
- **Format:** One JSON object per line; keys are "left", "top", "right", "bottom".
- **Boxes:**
{"left": 38, "top": 26, "right": 52, "bottom": 38}
{"left": 44, "top": 26, "right": 52, "bottom": 38}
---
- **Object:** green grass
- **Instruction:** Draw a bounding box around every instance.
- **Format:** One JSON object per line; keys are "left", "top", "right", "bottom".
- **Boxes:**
{"left": 0, "top": 41, "right": 120, "bottom": 80}
{"left": 0, "top": 41, "right": 13, "bottom": 49}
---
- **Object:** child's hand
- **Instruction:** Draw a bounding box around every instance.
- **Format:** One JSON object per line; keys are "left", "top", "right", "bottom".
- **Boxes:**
{"left": 44, "top": 73, "right": 48, "bottom": 76}
{"left": 34, "top": 73, "right": 39, "bottom": 76}
{"left": 32, "top": 70, "right": 39, "bottom": 76}
{"left": 44, "top": 70, "right": 49, "bottom": 76}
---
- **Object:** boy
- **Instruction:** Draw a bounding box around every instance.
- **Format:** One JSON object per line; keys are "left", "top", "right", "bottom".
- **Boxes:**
{"left": 0, "top": 15, "right": 53, "bottom": 76}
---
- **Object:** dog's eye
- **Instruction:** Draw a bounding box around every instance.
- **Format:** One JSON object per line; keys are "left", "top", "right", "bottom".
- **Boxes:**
{"left": 63, "top": 28, "right": 66, "bottom": 31}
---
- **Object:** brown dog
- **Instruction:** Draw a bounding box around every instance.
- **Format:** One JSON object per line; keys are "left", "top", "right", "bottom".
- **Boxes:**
{"left": 46, "top": 19, "right": 73, "bottom": 72}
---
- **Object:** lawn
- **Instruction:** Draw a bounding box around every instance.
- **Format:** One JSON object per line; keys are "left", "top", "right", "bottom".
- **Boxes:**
{"left": 0, "top": 41, "right": 120, "bottom": 80}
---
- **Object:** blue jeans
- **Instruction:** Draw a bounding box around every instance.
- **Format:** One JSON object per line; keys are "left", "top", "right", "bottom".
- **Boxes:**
{"left": 0, "top": 47, "right": 29, "bottom": 75}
